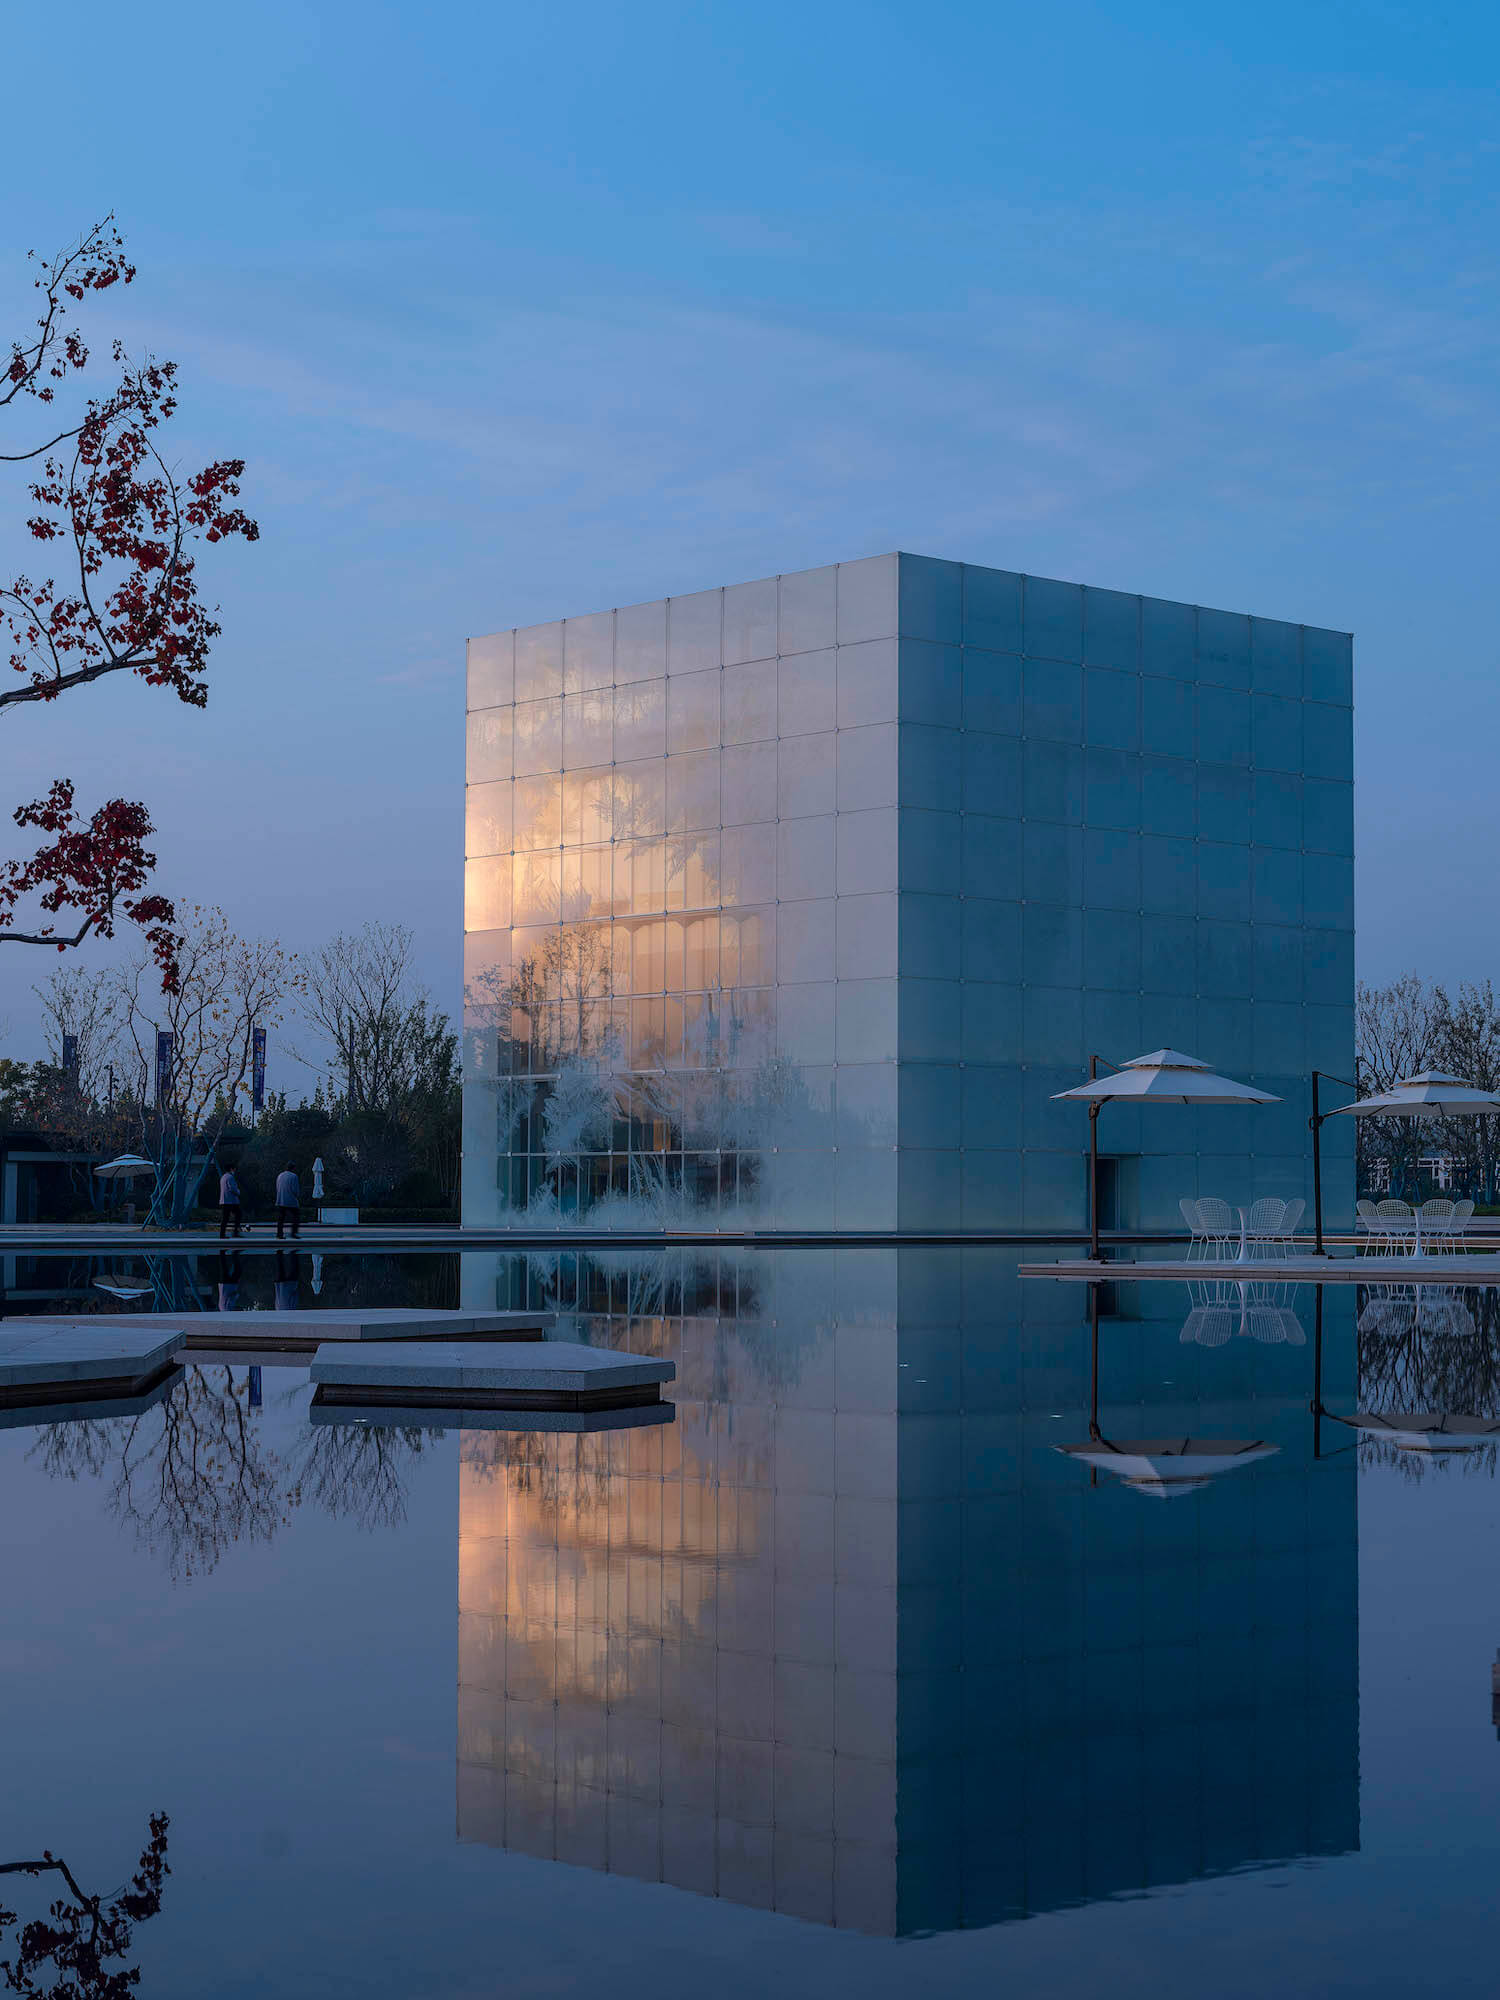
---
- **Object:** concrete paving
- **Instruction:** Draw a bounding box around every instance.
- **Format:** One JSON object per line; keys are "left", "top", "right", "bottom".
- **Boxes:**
{"left": 1020, "top": 1255, "right": 1500, "bottom": 1283}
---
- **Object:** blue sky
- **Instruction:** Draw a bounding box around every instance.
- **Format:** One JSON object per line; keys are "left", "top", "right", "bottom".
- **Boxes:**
{"left": 2, "top": 0, "right": 1498, "bottom": 1061}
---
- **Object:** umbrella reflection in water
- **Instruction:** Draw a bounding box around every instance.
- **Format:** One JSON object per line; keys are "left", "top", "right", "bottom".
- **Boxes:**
{"left": 1054, "top": 1283, "right": 1282, "bottom": 1499}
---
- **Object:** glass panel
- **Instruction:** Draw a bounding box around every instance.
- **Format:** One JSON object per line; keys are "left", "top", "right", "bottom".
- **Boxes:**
{"left": 619, "top": 837, "right": 667, "bottom": 914}
{"left": 684, "top": 914, "right": 719, "bottom": 990}
{"left": 668, "top": 830, "right": 720, "bottom": 910}
{"left": 719, "top": 822, "right": 775, "bottom": 906}
{"left": 722, "top": 659, "right": 776, "bottom": 744}
{"left": 611, "top": 760, "right": 666, "bottom": 839}
{"left": 466, "top": 708, "right": 512, "bottom": 783}
{"left": 563, "top": 767, "right": 614, "bottom": 847}
{"left": 512, "top": 850, "right": 563, "bottom": 926}
{"left": 563, "top": 689, "right": 612, "bottom": 768}
{"left": 512, "top": 697, "right": 562, "bottom": 776}
{"left": 899, "top": 554, "right": 962, "bottom": 642}
{"left": 723, "top": 741, "right": 778, "bottom": 825}
{"left": 514, "top": 621, "right": 563, "bottom": 702}
{"left": 777, "top": 899, "right": 835, "bottom": 984}
{"left": 1023, "top": 576, "right": 1083, "bottom": 662}
{"left": 723, "top": 578, "right": 777, "bottom": 665}
{"left": 962, "top": 564, "right": 1022, "bottom": 652}
{"left": 778, "top": 649, "right": 837, "bottom": 735}
{"left": 778, "top": 565, "right": 837, "bottom": 654}
{"left": 614, "top": 678, "right": 666, "bottom": 761}
{"left": 615, "top": 599, "right": 667, "bottom": 683}
{"left": 668, "top": 752, "right": 724, "bottom": 840}
{"left": 668, "top": 668, "right": 720, "bottom": 752}
{"left": 836, "top": 724, "right": 898, "bottom": 811}
{"left": 560, "top": 845, "right": 611, "bottom": 922}
{"left": 467, "top": 631, "right": 513, "bottom": 710}
{"left": 835, "top": 807, "right": 898, "bottom": 897}
{"left": 668, "top": 589, "right": 721, "bottom": 672}
{"left": 562, "top": 609, "right": 612, "bottom": 693}
{"left": 464, "top": 856, "right": 512, "bottom": 932}
{"left": 777, "top": 814, "right": 835, "bottom": 900}
{"left": 780, "top": 733, "right": 837, "bottom": 819}
{"left": 722, "top": 906, "right": 775, "bottom": 987}
{"left": 512, "top": 774, "right": 562, "bottom": 850}
{"left": 464, "top": 780, "right": 511, "bottom": 858}
{"left": 835, "top": 892, "right": 898, "bottom": 979}
{"left": 836, "top": 554, "right": 897, "bottom": 645}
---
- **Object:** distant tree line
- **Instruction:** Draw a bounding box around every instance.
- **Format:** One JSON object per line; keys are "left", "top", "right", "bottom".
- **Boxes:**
{"left": 1, "top": 919, "right": 459, "bottom": 1224}
{"left": 1356, "top": 974, "right": 1500, "bottom": 1201}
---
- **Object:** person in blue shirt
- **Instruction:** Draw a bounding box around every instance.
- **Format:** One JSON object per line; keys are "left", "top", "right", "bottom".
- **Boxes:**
{"left": 274, "top": 1164, "right": 301, "bottom": 1240}
{"left": 218, "top": 1167, "right": 242, "bottom": 1239}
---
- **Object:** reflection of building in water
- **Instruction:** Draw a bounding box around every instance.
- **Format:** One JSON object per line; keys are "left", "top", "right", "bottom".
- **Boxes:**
{"left": 461, "top": 556, "right": 1356, "bottom": 1233}
{"left": 456, "top": 1252, "right": 1359, "bottom": 1933}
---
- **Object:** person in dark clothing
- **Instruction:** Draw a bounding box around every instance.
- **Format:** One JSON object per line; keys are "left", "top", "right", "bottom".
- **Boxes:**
{"left": 218, "top": 1167, "right": 243, "bottom": 1239}
{"left": 274, "top": 1163, "right": 301, "bottom": 1240}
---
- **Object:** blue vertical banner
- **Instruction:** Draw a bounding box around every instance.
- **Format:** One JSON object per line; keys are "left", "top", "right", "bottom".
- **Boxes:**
{"left": 61, "top": 1033, "right": 78, "bottom": 1073}
{"left": 252, "top": 1026, "right": 267, "bottom": 1111}
{"left": 156, "top": 1030, "right": 174, "bottom": 1105}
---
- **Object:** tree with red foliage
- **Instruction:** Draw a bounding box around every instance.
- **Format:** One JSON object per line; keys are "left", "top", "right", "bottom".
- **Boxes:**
{"left": 0, "top": 217, "right": 257, "bottom": 986}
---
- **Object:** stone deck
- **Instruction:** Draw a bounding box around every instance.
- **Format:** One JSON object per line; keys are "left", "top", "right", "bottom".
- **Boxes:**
{"left": 309, "top": 1339, "right": 674, "bottom": 1413}
{"left": 0, "top": 1321, "right": 184, "bottom": 1408}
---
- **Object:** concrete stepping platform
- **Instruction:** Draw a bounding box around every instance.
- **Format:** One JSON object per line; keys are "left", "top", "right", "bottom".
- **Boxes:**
{"left": 0, "top": 1366, "right": 184, "bottom": 1433}
{"left": 13, "top": 1309, "right": 554, "bottom": 1355}
{"left": 309, "top": 1339, "right": 674, "bottom": 1414}
{"left": 308, "top": 1397, "right": 674, "bottom": 1434}
{"left": 0, "top": 1321, "right": 184, "bottom": 1409}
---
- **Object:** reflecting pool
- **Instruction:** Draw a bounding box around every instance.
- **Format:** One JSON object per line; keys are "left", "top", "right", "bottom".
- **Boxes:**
{"left": 2, "top": 1250, "right": 1499, "bottom": 1995}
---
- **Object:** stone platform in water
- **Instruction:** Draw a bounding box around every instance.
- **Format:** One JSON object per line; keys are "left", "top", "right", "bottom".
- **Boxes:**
{"left": 15, "top": 1309, "right": 554, "bottom": 1355}
{"left": 0, "top": 1366, "right": 184, "bottom": 1432}
{"left": 0, "top": 1321, "right": 183, "bottom": 1409}
{"left": 309, "top": 1339, "right": 674, "bottom": 1414}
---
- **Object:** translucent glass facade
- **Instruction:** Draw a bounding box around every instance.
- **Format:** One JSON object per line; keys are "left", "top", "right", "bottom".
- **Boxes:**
{"left": 455, "top": 1248, "right": 1358, "bottom": 1933}
{"left": 463, "top": 555, "right": 1354, "bottom": 1232}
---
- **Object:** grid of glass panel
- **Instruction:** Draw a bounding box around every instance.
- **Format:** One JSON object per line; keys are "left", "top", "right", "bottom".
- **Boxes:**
{"left": 892, "top": 556, "right": 1355, "bottom": 1231}
{"left": 463, "top": 554, "right": 1355, "bottom": 1234}
{"left": 463, "top": 556, "right": 902, "bottom": 1229}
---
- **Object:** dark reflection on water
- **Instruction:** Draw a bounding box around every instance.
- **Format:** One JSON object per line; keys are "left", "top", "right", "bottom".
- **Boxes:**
{"left": 9, "top": 1248, "right": 1500, "bottom": 1995}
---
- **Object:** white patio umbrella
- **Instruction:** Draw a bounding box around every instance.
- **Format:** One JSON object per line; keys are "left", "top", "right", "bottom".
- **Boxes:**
{"left": 94, "top": 1154, "right": 157, "bottom": 1180}
{"left": 1053, "top": 1050, "right": 1281, "bottom": 1258}
{"left": 1054, "top": 1437, "right": 1281, "bottom": 1498}
{"left": 1321, "top": 1071, "right": 1500, "bottom": 1254}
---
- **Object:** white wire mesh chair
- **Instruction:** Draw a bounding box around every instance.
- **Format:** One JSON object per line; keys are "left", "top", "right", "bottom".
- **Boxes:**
{"left": 1192, "top": 1197, "right": 1235, "bottom": 1260}
{"left": 1451, "top": 1198, "right": 1476, "bottom": 1250}
{"left": 1356, "top": 1199, "right": 1380, "bottom": 1252}
{"left": 1419, "top": 1197, "right": 1454, "bottom": 1253}
{"left": 1376, "top": 1199, "right": 1416, "bottom": 1254}
{"left": 1244, "top": 1196, "right": 1299, "bottom": 1258}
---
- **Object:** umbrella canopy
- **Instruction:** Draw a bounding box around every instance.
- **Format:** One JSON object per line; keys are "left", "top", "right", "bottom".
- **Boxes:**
{"left": 1340, "top": 1410, "right": 1500, "bottom": 1453}
{"left": 1055, "top": 1437, "right": 1281, "bottom": 1496}
{"left": 1052, "top": 1050, "right": 1281, "bottom": 1105}
{"left": 1328, "top": 1071, "right": 1500, "bottom": 1119}
{"left": 94, "top": 1154, "right": 158, "bottom": 1181}
{"left": 92, "top": 1275, "right": 154, "bottom": 1299}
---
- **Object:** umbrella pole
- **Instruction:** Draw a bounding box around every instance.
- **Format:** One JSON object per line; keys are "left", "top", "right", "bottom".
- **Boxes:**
{"left": 1312, "top": 1069, "right": 1324, "bottom": 1255}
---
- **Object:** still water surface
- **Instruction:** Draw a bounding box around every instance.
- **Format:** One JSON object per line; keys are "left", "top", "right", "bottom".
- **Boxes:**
{"left": 1, "top": 1248, "right": 1497, "bottom": 1996}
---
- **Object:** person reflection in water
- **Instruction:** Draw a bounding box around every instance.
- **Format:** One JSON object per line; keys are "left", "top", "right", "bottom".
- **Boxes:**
{"left": 274, "top": 1250, "right": 300, "bottom": 1312}
{"left": 0, "top": 1810, "right": 169, "bottom": 1997}
{"left": 217, "top": 1250, "right": 243, "bottom": 1312}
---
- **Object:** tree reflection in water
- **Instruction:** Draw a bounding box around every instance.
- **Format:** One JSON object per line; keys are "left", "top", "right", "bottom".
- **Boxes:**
{"left": 0, "top": 1812, "right": 168, "bottom": 1998}
{"left": 30, "top": 1367, "right": 437, "bottom": 1577}
{"left": 1357, "top": 1283, "right": 1500, "bottom": 1479}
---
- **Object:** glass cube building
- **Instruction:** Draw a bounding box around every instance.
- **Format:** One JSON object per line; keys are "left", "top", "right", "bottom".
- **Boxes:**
{"left": 462, "top": 554, "right": 1354, "bottom": 1233}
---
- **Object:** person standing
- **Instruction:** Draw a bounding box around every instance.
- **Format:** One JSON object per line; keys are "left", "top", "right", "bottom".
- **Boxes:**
{"left": 274, "top": 1162, "right": 301, "bottom": 1240}
{"left": 218, "top": 1166, "right": 243, "bottom": 1239}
